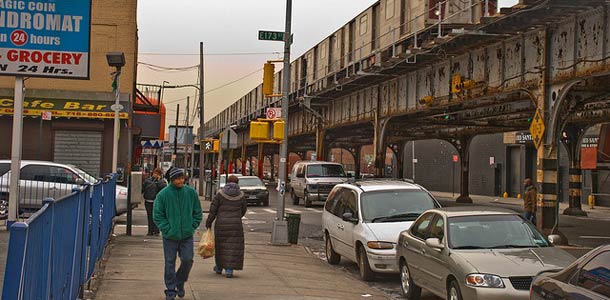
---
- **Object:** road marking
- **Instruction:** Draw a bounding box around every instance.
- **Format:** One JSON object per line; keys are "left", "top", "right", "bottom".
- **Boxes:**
{"left": 263, "top": 208, "right": 276, "bottom": 214}
{"left": 305, "top": 207, "right": 320, "bottom": 212}
{"left": 580, "top": 235, "right": 610, "bottom": 239}
{"left": 115, "top": 224, "right": 148, "bottom": 228}
{"left": 286, "top": 208, "right": 300, "bottom": 213}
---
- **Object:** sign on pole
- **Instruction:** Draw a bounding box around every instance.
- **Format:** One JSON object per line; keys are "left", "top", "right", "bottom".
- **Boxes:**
{"left": 266, "top": 107, "right": 281, "bottom": 119}
{"left": 0, "top": 0, "right": 92, "bottom": 79}
{"left": 529, "top": 109, "right": 545, "bottom": 149}
{"left": 258, "top": 30, "right": 293, "bottom": 44}
{"left": 221, "top": 128, "right": 238, "bottom": 149}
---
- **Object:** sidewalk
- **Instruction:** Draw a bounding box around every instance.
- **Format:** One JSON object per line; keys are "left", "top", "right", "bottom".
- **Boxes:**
{"left": 92, "top": 199, "right": 390, "bottom": 300}
{"left": 430, "top": 191, "right": 610, "bottom": 220}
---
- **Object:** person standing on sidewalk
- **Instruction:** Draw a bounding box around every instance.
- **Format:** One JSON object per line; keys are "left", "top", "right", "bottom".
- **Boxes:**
{"left": 142, "top": 168, "right": 167, "bottom": 236}
{"left": 523, "top": 178, "right": 537, "bottom": 225}
{"left": 205, "top": 175, "right": 247, "bottom": 278}
{"left": 154, "top": 168, "right": 202, "bottom": 300}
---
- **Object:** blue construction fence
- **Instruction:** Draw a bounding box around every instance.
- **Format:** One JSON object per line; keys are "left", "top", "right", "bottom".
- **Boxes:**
{"left": 2, "top": 174, "right": 117, "bottom": 300}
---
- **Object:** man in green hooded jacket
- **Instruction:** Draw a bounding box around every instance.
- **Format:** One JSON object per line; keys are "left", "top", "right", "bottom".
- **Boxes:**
{"left": 153, "top": 168, "right": 202, "bottom": 300}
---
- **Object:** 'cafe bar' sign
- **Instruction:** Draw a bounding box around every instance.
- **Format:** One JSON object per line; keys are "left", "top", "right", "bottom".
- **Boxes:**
{"left": 0, "top": 98, "right": 128, "bottom": 119}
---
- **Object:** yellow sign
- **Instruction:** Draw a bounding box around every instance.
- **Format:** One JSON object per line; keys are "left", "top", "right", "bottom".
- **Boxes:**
{"left": 0, "top": 98, "right": 129, "bottom": 119}
{"left": 529, "top": 109, "right": 545, "bottom": 149}
{"left": 451, "top": 74, "right": 462, "bottom": 94}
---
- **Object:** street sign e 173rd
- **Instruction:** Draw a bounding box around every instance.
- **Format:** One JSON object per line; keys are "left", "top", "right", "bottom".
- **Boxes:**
{"left": 258, "top": 30, "right": 293, "bottom": 44}
{"left": 529, "top": 109, "right": 545, "bottom": 149}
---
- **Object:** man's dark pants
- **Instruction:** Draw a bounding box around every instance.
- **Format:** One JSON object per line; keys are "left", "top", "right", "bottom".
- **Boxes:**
{"left": 145, "top": 201, "right": 159, "bottom": 234}
{"left": 163, "top": 237, "right": 194, "bottom": 298}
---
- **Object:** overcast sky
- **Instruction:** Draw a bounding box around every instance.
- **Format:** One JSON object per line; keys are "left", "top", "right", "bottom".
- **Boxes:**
{"left": 137, "top": 0, "right": 520, "bottom": 133}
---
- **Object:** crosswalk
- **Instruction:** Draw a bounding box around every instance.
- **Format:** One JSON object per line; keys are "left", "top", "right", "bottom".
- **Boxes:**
{"left": 247, "top": 207, "right": 322, "bottom": 215}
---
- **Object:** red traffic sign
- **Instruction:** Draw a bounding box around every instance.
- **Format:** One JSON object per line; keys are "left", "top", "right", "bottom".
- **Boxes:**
{"left": 452, "top": 155, "right": 459, "bottom": 162}
{"left": 266, "top": 107, "right": 281, "bottom": 119}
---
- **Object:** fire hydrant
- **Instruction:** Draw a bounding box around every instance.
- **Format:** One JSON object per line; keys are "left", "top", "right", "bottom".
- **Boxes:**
{"left": 588, "top": 194, "right": 596, "bottom": 209}
{"left": 503, "top": 192, "right": 508, "bottom": 198}
{"left": 517, "top": 194, "right": 522, "bottom": 199}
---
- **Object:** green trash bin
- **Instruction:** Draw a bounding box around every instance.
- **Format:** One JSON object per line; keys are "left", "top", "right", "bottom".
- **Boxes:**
{"left": 286, "top": 213, "right": 301, "bottom": 244}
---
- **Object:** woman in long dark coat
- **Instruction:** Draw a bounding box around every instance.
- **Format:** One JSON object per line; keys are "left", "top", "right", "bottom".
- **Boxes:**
{"left": 205, "top": 175, "right": 247, "bottom": 278}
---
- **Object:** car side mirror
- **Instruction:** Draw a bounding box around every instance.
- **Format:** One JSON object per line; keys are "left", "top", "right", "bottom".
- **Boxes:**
{"left": 547, "top": 234, "right": 563, "bottom": 245}
{"left": 74, "top": 178, "right": 85, "bottom": 185}
{"left": 425, "top": 238, "right": 444, "bottom": 250}
{"left": 342, "top": 212, "right": 358, "bottom": 223}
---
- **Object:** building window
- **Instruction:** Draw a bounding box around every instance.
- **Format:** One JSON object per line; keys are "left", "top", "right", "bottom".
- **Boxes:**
{"left": 386, "top": 0, "right": 395, "bottom": 19}
{"left": 360, "top": 15, "right": 368, "bottom": 36}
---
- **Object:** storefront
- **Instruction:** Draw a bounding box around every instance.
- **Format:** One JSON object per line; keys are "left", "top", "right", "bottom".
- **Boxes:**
{"left": 0, "top": 90, "right": 130, "bottom": 177}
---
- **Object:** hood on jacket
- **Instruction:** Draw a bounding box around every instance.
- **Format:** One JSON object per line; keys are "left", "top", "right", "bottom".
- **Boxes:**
{"left": 221, "top": 182, "right": 243, "bottom": 200}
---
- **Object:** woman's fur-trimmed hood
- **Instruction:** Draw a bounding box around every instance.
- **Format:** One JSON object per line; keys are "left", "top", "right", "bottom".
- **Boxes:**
{"left": 220, "top": 182, "right": 244, "bottom": 200}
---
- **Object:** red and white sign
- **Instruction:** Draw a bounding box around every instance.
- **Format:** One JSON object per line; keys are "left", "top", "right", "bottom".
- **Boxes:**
{"left": 452, "top": 155, "right": 459, "bottom": 163}
{"left": 266, "top": 107, "right": 281, "bottom": 119}
{"left": 41, "top": 111, "right": 52, "bottom": 120}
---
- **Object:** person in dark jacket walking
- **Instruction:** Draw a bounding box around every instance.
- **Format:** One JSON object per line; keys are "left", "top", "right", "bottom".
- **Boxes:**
{"left": 523, "top": 178, "right": 537, "bottom": 226}
{"left": 142, "top": 168, "right": 167, "bottom": 235}
{"left": 205, "top": 175, "right": 247, "bottom": 278}
{"left": 154, "top": 168, "right": 202, "bottom": 300}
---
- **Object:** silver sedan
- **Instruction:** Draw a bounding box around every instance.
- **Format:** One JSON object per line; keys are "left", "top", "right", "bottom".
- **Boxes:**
{"left": 396, "top": 207, "right": 576, "bottom": 300}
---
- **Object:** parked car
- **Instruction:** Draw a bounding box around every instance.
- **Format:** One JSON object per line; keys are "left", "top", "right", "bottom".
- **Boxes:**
{"left": 322, "top": 179, "right": 440, "bottom": 281}
{"left": 238, "top": 176, "right": 269, "bottom": 206}
{"left": 0, "top": 160, "right": 129, "bottom": 219}
{"left": 216, "top": 173, "right": 243, "bottom": 189}
{"left": 396, "top": 207, "right": 576, "bottom": 300}
{"left": 530, "top": 244, "right": 610, "bottom": 300}
{"left": 290, "top": 161, "right": 348, "bottom": 207}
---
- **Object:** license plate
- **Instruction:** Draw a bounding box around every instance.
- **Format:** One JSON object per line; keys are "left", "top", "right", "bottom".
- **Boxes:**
{"left": 248, "top": 195, "right": 257, "bottom": 199}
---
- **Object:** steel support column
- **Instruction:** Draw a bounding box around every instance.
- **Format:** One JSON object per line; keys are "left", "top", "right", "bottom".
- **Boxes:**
{"left": 561, "top": 125, "right": 588, "bottom": 216}
{"left": 315, "top": 127, "right": 326, "bottom": 161}
{"left": 257, "top": 143, "right": 264, "bottom": 179}
{"left": 452, "top": 137, "right": 473, "bottom": 203}
{"left": 390, "top": 142, "right": 405, "bottom": 179}
{"left": 347, "top": 145, "right": 363, "bottom": 179}
{"left": 373, "top": 117, "right": 390, "bottom": 178}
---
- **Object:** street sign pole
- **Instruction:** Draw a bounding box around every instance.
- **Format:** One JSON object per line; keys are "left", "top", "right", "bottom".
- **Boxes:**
{"left": 8, "top": 77, "right": 24, "bottom": 226}
{"left": 271, "top": 0, "right": 292, "bottom": 245}
{"left": 111, "top": 69, "right": 122, "bottom": 173}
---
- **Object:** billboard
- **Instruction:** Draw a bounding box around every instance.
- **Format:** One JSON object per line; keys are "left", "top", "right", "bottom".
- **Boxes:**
{"left": 0, "top": 0, "right": 91, "bottom": 79}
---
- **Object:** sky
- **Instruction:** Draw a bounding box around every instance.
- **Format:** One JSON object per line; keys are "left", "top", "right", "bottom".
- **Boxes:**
{"left": 136, "top": 0, "right": 520, "bottom": 134}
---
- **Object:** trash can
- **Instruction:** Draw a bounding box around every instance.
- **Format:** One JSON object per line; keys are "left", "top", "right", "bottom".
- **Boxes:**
{"left": 286, "top": 213, "right": 301, "bottom": 244}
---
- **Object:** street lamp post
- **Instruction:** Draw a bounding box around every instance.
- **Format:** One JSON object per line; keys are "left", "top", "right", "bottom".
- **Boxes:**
{"left": 106, "top": 52, "right": 126, "bottom": 173}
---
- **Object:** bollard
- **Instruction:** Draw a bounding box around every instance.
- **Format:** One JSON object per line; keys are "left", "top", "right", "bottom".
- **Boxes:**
{"left": 503, "top": 192, "right": 508, "bottom": 198}
{"left": 588, "top": 194, "right": 595, "bottom": 209}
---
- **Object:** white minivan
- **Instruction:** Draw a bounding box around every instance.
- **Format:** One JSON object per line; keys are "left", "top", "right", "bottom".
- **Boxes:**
{"left": 322, "top": 179, "right": 440, "bottom": 281}
{"left": 289, "top": 161, "right": 348, "bottom": 207}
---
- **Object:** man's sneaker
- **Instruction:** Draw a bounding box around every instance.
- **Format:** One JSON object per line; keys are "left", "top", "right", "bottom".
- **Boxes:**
{"left": 213, "top": 266, "right": 222, "bottom": 275}
{"left": 177, "top": 284, "right": 185, "bottom": 298}
{"left": 225, "top": 268, "right": 233, "bottom": 278}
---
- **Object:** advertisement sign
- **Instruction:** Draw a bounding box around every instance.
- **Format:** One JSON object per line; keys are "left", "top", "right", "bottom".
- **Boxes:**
{"left": 0, "top": 0, "right": 91, "bottom": 79}
{"left": 0, "top": 97, "right": 128, "bottom": 119}
{"left": 581, "top": 136, "right": 599, "bottom": 170}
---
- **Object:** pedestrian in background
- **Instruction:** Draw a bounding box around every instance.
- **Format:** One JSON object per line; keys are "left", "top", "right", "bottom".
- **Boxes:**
{"left": 142, "top": 168, "right": 166, "bottom": 236}
{"left": 523, "top": 178, "right": 537, "bottom": 225}
{"left": 205, "top": 175, "right": 247, "bottom": 278}
{"left": 154, "top": 168, "right": 202, "bottom": 300}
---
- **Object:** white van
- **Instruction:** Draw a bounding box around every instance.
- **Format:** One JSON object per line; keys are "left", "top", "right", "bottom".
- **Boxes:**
{"left": 289, "top": 161, "right": 348, "bottom": 207}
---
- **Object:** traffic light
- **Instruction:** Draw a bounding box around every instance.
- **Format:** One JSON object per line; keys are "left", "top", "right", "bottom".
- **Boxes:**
{"left": 263, "top": 63, "right": 275, "bottom": 96}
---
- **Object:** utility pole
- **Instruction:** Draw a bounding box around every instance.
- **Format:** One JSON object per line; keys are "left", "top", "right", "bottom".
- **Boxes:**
{"left": 173, "top": 104, "right": 179, "bottom": 166}
{"left": 271, "top": 0, "right": 292, "bottom": 245}
{"left": 198, "top": 42, "right": 205, "bottom": 196}
{"left": 8, "top": 76, "right": 24, "bottom": 226}
{"left": 186, "top": 96, "right": 190, "bottom": 171}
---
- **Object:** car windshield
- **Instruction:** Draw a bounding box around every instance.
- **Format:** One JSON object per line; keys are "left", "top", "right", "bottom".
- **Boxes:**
{"left": 71, "top": 166, "right": 99, "bottom": 184}
{"left": 448, "top": 214, "right": 551, "bottom": 249}
{"left": 0, "top": 163, "right": 9, "bottom": 176}
{"left": 239, "top": 178, "right": 263, "bottom": 187}
{"left": 361, "top": 190, "right": 437, "bottom": 222}
{"left": 306, "top": 164, "right": 346, "bottom": 178}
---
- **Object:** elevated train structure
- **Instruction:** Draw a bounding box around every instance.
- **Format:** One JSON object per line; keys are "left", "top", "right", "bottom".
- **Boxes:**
{"left": 204, "top": 0, "right": 610, "bottom": 231}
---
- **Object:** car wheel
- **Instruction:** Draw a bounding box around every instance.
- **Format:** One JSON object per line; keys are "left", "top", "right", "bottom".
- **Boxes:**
{"left": 358, "top": 245, "right": 375, "bottom": 281}
{"left": 291, "top": 191, "right": 299, "bottom": 205}
{"left": 400, "top": 260, "right": 421, "bottom": 299}
{"left": 0, "top": 194, "right": 8, "bottom": 220}
{"left": 325, "top": 233, "right": 341, "bottom": 265}
{"left": 304, "top": 192, "right": 312, "bottom": 208}
{"left": 448, "top": 280, "right": 463, "bottom": 300}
